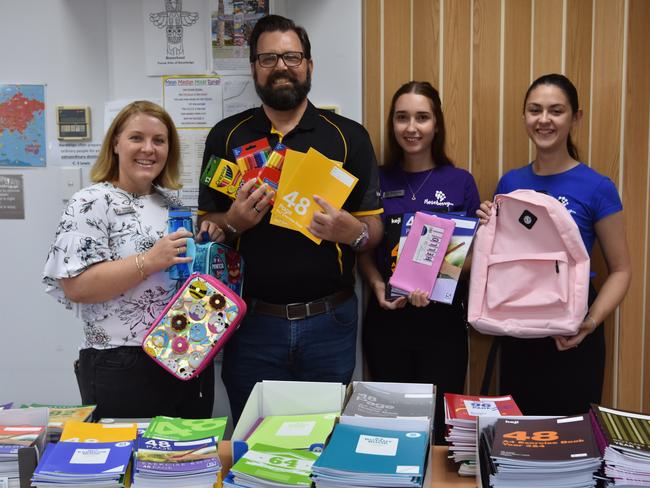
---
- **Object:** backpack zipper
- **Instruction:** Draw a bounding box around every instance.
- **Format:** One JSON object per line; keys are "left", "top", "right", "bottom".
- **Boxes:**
{"left": 555, "top": 260, "right": 559, "bottom": 273}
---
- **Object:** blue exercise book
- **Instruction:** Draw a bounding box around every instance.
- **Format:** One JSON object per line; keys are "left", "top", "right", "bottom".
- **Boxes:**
{"left": 34, "top": 440, "right": 133, "bottom": 476}
{"left": 313, "top": 423, "right": 428, "bottom": 476}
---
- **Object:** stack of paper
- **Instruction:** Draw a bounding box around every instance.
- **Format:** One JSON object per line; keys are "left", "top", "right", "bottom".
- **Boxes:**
{"left": 311, "top": 423, "right": 428, "bottom": 487}
{"left": 31, "top": 440, "right": 133, "bottom": 487}
{"left": 590, "top": 404, "right": 650, "bottom": 486}
{"left": 343, "top": 382, "right": 434, "bottom": 421}
{"left": 23, "top": 404, "right": 96, "bottom": 442}
{"left": 225, "top": 443, "right": 318, "bottom": 487}
{"left": 270, "top": 148, "right": 358, "bottom": 244}
{"left": 133, "top": 436, "right": 221, "bottom": 488}
{"left": 488, "top": 416, "right": 601, "bottom": 487}
{"left": 443, "top": 393, "right": 521, "bottom": 476}
{"left": 245, "top": 412, "right": 338, "bottom": 451}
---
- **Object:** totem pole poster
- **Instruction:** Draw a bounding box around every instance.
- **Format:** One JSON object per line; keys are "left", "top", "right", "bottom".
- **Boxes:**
{"left": 211, "top": 0, "right": 269, "bottom": 74}
{"left": 143, "top": 0, "right": 211, "bottom": 76}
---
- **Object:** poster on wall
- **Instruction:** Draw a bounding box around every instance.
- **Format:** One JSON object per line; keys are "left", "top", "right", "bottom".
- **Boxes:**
{"left": 0, "top": 174, "right": 25, "bottom": 219}
{"left": 222, "top": 75, "right": 260, "bottom": 118}
{"left": 163, "top": 75, "right": 223, "bottom": 128}
{"left": 211, "top": 0, "right": 269, "bottom": 74}
{"left": 143, "top": 0, "right": 211, "bottom": 76}
{"left": 177, "top": 128, "right": 210, "bottom": 207}
{"left": 0, "top": 84, "right": 46, "bottom": 167}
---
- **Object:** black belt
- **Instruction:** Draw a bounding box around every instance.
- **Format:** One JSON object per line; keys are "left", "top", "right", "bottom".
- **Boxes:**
{"left": 247, "top": 289, "right": 354, "bottom": 320}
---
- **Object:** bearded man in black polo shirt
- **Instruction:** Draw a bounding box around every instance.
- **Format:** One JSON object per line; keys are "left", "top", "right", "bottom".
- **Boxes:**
{"left": 198, "top": 14, "right": 383, "bottom": 423}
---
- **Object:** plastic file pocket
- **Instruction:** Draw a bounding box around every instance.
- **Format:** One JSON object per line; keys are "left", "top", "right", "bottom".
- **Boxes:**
{"left": 142, "top": 273, "right": 246, "bottom": 380}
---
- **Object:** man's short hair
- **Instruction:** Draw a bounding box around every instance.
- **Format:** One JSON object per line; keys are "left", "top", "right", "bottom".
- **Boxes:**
{"left": 249, "top": 15, "right": 311, "bottom": 63}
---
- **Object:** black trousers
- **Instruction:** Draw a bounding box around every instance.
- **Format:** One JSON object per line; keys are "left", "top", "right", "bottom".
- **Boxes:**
{"left": 363, "top": 295, "right": 469, "bottom": 445}
{"left": 498, "top": 285, "right": 604, "bottom": 415}
{"left": 76, "top": 346, "right": 214, "bottom": 420}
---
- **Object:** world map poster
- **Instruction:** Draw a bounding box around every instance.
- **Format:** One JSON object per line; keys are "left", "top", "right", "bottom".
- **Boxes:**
{"left": 0, "top": 84, "right": 46, "bottom": 167}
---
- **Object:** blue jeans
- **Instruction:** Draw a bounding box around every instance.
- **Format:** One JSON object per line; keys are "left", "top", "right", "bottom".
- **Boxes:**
{"left": 222, "top": 294, "right": 358, "bottom": 424}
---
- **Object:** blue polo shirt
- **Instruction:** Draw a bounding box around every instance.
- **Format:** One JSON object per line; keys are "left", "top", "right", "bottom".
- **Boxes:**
{"left": 496, "top": 162, "right": 622, "bottom": 255}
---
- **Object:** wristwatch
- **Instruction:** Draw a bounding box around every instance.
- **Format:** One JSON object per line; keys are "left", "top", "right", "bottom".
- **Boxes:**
{"left": 350, "top": 222, "right": 369, "bottom": 251}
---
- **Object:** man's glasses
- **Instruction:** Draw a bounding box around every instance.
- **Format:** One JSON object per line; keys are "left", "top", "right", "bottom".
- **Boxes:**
{"left": 256, "top": 52, "right": 305, "bottom": 68}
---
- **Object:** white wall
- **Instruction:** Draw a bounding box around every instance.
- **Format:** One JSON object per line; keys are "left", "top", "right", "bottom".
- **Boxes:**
{"left": 0, "top": 0, "right": 363, "bottom": 411}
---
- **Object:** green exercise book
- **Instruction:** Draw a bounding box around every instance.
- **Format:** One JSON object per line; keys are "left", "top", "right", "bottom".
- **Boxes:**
{"left": 230, "top": 443, "right": 318, "bottom": 487}
{"left": 245, "top": 412, "right": 338, "bottom": 450}
{"left": 143, "top": 415, "right": 227, "bottom": 442}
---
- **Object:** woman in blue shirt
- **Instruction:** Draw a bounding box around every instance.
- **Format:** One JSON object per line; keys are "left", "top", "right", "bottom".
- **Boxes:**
{"left": 477, "top": 74, "right": 631, "bottom": 415}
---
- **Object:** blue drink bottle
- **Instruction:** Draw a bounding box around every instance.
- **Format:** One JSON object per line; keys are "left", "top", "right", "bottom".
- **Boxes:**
{"left": 168, "top": 206, "right": 194, "bottom": 280}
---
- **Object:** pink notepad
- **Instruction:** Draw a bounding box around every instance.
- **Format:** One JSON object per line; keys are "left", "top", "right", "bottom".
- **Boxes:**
{"left": 389, "top": 212, "right": 456, "bottom": 296}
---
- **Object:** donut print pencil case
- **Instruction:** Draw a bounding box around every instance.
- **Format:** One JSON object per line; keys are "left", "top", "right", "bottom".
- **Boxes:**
{"left": 142, "top": 272, "right": 247, "bottom": 380}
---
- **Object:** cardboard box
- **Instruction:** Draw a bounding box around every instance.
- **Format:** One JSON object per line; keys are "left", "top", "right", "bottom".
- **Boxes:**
{"left": 231, "top": 380, "right": 346, "bottom": 463}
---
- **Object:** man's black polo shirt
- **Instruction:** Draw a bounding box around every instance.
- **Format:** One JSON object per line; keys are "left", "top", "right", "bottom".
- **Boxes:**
{"left": 198, "top": 102, "right": 382, "bottom": 303}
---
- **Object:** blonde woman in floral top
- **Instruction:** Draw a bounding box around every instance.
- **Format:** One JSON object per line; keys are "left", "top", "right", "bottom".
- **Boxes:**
{"left": 43, "top": 101, "right": 223, "bottom": 419}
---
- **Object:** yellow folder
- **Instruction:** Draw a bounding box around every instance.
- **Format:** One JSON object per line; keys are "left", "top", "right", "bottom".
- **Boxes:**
{"left": 60, "top": 420, "right": 138, "bottom": 442}
{"left": 271, "top": 147, "right": 358, "bottom": 244}
{"left": 270, "top": 148, "right": 306, "bottom": 232}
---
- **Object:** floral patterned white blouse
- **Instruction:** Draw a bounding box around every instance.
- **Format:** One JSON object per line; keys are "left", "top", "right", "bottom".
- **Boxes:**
{"left": 43, "top": 182, "right": 183, "bottom": 349}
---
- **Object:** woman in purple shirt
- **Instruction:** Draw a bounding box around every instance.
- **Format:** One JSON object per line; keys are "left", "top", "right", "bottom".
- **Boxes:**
{"left": 360, "top": 81, "right": 480, "bottom": 444}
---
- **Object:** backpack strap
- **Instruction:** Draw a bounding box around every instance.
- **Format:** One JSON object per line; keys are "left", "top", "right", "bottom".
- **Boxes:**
{"left": 480, "top": 336, "right": 501, "bottom": 395}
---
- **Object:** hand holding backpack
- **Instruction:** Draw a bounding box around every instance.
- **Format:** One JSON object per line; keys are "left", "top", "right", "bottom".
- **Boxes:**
{"left": 468, "top": 189, "right": 590, "bottom": 338}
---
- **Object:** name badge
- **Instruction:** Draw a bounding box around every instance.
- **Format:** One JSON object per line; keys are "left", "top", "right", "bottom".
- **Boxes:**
{"left": 382, "top": 189, "right": 405, "bottom": 199}
{"left": 114, "top": 206, "right": 135, "bottom": 215}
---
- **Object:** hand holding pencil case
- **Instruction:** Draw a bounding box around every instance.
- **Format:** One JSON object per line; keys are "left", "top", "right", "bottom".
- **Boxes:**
{"left": 389, "top": 212, "right": 456, "bottom": 296}
{"left": 142, "top": 272, "right": 247, "bottom": 380}
{"left": 186, "top": 237, "right": 244, "bottom": 296}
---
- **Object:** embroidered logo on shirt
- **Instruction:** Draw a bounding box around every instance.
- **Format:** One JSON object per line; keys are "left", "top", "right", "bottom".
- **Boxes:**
{"left": 423, "top": 190, "right": 454, "bottom": 208}
{"left": 557, "top": 195, "right": 577, "bottom": 215}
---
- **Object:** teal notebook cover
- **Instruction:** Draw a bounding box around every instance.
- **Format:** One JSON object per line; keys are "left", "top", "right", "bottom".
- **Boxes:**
{"left": 313, "top": 423, "right": 428, "bottom": 476}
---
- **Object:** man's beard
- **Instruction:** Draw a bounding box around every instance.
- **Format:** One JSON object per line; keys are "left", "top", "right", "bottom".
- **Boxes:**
{"left": 254, "top": 68, "right": 311, "bottom": 111}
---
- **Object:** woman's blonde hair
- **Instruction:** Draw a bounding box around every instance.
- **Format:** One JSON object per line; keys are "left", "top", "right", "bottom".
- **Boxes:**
{"left": 90, "top": 100, "right": 182, "bottom": 189}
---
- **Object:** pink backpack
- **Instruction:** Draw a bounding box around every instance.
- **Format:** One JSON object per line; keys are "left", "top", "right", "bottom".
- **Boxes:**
{"left": 468, "top": 189, "right": 589, "bottom": 338}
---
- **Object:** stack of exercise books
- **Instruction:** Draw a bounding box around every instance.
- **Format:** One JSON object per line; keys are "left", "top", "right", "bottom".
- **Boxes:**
{"left": 31, "top": 440, "right": 134, "bottom": 487}
{"left": 243, "top": 412, "right": 338, "bottom": 450}
{"left": 590, "top": 404, "right": 650, "bottom": 486}
{"left": 486, "top": 415, "right": 601, "bottom": 487}
{"left": 60, "top": 420, "right": 138, "bottom": 443}
{"left": 225, "top": 443, "right": 319, "bottom": 487}
{"left": 22, "top": 403, "right": 96, "bottom": 442}
{"left": 222, "top": 412, "right": 337, "bottom": 486}
{"left": 311, "top": 422, "right": 429, "bottom": 487}
{"left": 343, "top": 382, "right": 435, "bottom": 421}
{"left": 0, "top": 424, "right": 46, "bottom": 488}
{"left": 132, "top": 415, "right": 227, "bottom": 487}
{"left": 443, "top": 393, "right": 521, "bottom": 476}
{"left": 133, "top": 435, "right": 221, "bottom": 488}
{"left": 0, "top": 406, "right": 48, "bottom": 488}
